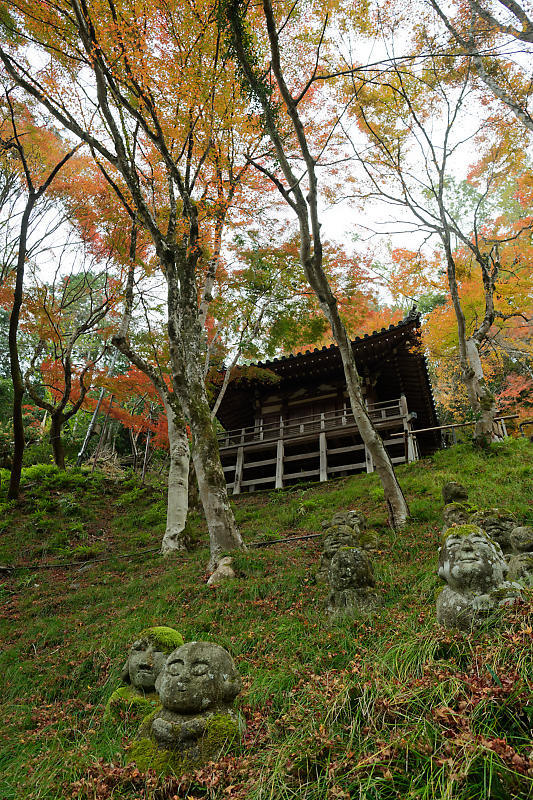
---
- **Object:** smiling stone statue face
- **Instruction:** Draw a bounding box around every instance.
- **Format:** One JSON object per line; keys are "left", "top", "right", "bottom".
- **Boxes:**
{"left": 438, "top": 525, "right": 507, "bottom": 594}
{"left": 127, "top": 639, "right": 169, "bottom": 690}
{"left": 156, "top": 642, "right": 241, "bottom": 714}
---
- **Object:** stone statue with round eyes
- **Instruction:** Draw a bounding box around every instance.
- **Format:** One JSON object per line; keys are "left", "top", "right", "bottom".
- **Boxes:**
{"left": 128, "top": 641, "right": 243, "bottom": 772}
{"left": 104, "top": 626, "right": 183, "bottom": 727}
{"left": 436, "top": 525, "right": 513, "bottom": 631}
{"left": 326, "top": 546, "right": 380, "bottom": 617}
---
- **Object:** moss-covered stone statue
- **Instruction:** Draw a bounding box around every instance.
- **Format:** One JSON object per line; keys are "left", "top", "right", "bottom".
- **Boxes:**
{"left": 470, "top": 509, "right": 518, "bottom": 553}
{"left": 436, "top": 525, "right": 517, "bottom": 631}
{"left": 442, "top": 481, "right": 469, "bottom": 506}
{"left": 442, "top": 502, "right": 474, "bottom": 531}
{"left": 104, "top": 626, "right": 184, "bottom": 727}
{"left": 327, "top": 546, "right": 381, "bottom": 617}
{"left": 506, "top": 526, "right": 533, "bottom": 587}
{"left": 316, "top": 524, "right": 359, "bottom": 582}
{"left": 128, "top": 641, "right": 243, "bottom": 774}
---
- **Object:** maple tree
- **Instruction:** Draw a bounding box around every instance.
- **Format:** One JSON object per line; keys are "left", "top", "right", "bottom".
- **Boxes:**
{"left": 0, "top": 0, "right": 277, "bottom": 562}
{"left": 427, "top": 0, "right": 533, "bottom": 133}
{"left": 21, "top": 269, "right": 118, "bottom": 469}
{"left": 339, "top": 34, "right": 532, "bottom": 444}
{"left": 0, "top": 94, "right": 81, "bottom": 498}
{"left": 222, "top": 0, "right": 410, "bottom": 527}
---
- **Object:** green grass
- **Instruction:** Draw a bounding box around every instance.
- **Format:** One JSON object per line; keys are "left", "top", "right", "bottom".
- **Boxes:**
{"left": 0, "top": 440, "right": 532, "bottom": 799}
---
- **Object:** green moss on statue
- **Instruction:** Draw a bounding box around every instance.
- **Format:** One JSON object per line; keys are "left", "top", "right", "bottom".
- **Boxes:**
{"left": 137, "top": 626, "right": 184, "bottom": 653}
{"left": 127, "top": 712, "right": 241, "bottom": 774}
{"left": 442, "top": 523, "right": 490, "bottom": 542}
{"left": 104, "top": 686, "right": 161, "bottom": 725}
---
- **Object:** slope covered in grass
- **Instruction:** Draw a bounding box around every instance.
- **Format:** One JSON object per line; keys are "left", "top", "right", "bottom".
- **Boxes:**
{"left": 1, "top": 439, "right": 532, "bottom": 799}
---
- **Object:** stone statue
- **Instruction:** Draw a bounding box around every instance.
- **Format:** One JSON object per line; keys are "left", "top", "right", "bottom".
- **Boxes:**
{"left": 316, "top": 524, "right": 359, "bottom": 582}
{"left": 506, "top": 526, "right": 533, "bottom": 587}
{"left": 105, "top": 626, "right": 184, "bottom": 726}
{"left": 470, "top": 509, "right": 518, "bottom": 553}
{"left": 128, "top": 641, "right": 243, "bottom": 772}
{"left": 442, "top": 481, "right": 469, "bottom": 506}
{"left": 327, "top": 546, "right": 380, "bottom": 617}
{"left": 436, "top": 525, "right": 512, "bottom": 631}
{"left": 331, "top": 510, "right": 366, "bottom": 530}
{"left": 442, "top": 502, "right": 473, "bottom": 531}
{"left": 207, "top": 556, "right": 236, "bottom": 586}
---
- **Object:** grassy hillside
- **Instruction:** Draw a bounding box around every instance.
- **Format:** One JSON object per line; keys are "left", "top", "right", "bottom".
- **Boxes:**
{"left": 1, "top": 438, "right": 532, "bottom": 799}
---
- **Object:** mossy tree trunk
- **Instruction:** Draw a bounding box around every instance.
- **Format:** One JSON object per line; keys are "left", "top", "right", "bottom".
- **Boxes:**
{"left": 443, "top": 237, "right": 498, "bottom": 449}
{"left": 166, "top": 250, "right": 245, "bottom": 569}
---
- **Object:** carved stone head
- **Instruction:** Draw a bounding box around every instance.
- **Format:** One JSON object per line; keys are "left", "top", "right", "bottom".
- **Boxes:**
{"left": 121, "top": 627, "right": 184, "bottom": 690}
{"left": 438, "top": 525, "right": 508, "bottom": 594}
{"left": 510, "top": 526, "right": 533, "bottom": 554}
{"left": 329, "top": 547, "right": 375, "bottom": 591}
{"left": 155, "top": 641, "right": 241, "bottom": 714}
{"left": 331, "top": 510, "right": 365, "bottom": 531}
{"left": 443, "top": 502, "right": 472, "bottom": 530}
{"left": 470, "top": 509, "right": 517, "bottom": 553}
{"left": 442, "top": 482, "right": 468, "bottom": 506}
{"left": 323, "top": 526, "right": 358, "bottom": 560}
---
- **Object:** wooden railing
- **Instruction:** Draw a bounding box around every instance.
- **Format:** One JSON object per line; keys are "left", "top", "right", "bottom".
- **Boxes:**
{"left": 218, "top": 398, "right": 405, "bottom": 449}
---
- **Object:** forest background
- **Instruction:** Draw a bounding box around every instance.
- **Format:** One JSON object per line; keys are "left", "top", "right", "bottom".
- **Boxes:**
{"left": 0, "top": 0, "right": 532, "bottom": 559}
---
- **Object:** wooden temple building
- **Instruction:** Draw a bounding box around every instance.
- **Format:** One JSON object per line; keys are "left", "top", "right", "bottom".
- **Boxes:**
{"left": 215, "top": 310, "right": 440, "bottom": 494}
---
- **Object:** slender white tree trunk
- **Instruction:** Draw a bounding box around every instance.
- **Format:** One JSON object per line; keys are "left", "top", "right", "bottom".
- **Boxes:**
{"left": 166, "top": 256, "right": 246, "bottom": 567}
{"left": 161, "top": 397, "right": 190, "bottom": 555}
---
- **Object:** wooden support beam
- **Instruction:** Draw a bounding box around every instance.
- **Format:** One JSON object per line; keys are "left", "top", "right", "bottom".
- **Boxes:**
{"left": 233, "top": 446, "right": 244, "bottom": 495}
{"left": 275, "top": 439, "right": 284, "bottom": 489}
{"left": 319, "top": 431, "right": 327, "bottom": 482}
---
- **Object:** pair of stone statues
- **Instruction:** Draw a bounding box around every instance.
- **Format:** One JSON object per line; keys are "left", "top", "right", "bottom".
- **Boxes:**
{"left": 107, "top": 627, "right": 242, "bottom": 773}
{"left": 437, "top": 482, "right": 532, "bottom": 631}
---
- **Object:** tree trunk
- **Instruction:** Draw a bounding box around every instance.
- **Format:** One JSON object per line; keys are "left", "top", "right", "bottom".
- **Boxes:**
{"left": 320, "top": 289, "right": 409, "bottom": 527}
{"left": 50, "top": 413, "right": 66, "bottom": 470}
{"left": 7, "top": 200, "right": 35, "bottom": 500}
{"left": 225, "top": 3, "right": 409, "bottom": 528}
{"left": 167, "top": 258, "right": 245, "bottom": 568}
{"left": 446, "top": 250, "right": 496, "bottom": 448}
{"left": 160, "top": 398, "right": 191, "bottom": 555}
{"left": 464, "top": 338, "right": 496, "bottom": 447}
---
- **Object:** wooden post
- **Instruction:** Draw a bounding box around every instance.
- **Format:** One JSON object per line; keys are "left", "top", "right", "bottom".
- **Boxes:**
{"left": 365, "top": 444, "right": 374, "bottom": 473}
{"left": 275, "top": 439, "right": 284, "bottom": 489}
{"left": 319, "top": 432, "right": 327, "bottom": 482}
{"left": 233, "top": 446, "right": 244, "bottom": 495}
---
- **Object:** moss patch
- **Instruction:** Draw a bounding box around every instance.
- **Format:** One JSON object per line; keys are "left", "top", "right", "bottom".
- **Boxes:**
{"left": 127, "top": 712, "right": 242, "bottom": 775}
{"left": 138, "top": 626, "right": 184, "bottom": 653}
{"left": 442, "top": 524, "right": 487, "bottom": 542}
{"left": 104, "top": 686, "right": 161, "bottom": 727}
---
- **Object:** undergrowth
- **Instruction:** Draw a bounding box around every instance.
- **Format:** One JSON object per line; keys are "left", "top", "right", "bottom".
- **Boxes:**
{"left": 0, "top": 439, "right": 532, "bottom": 799}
